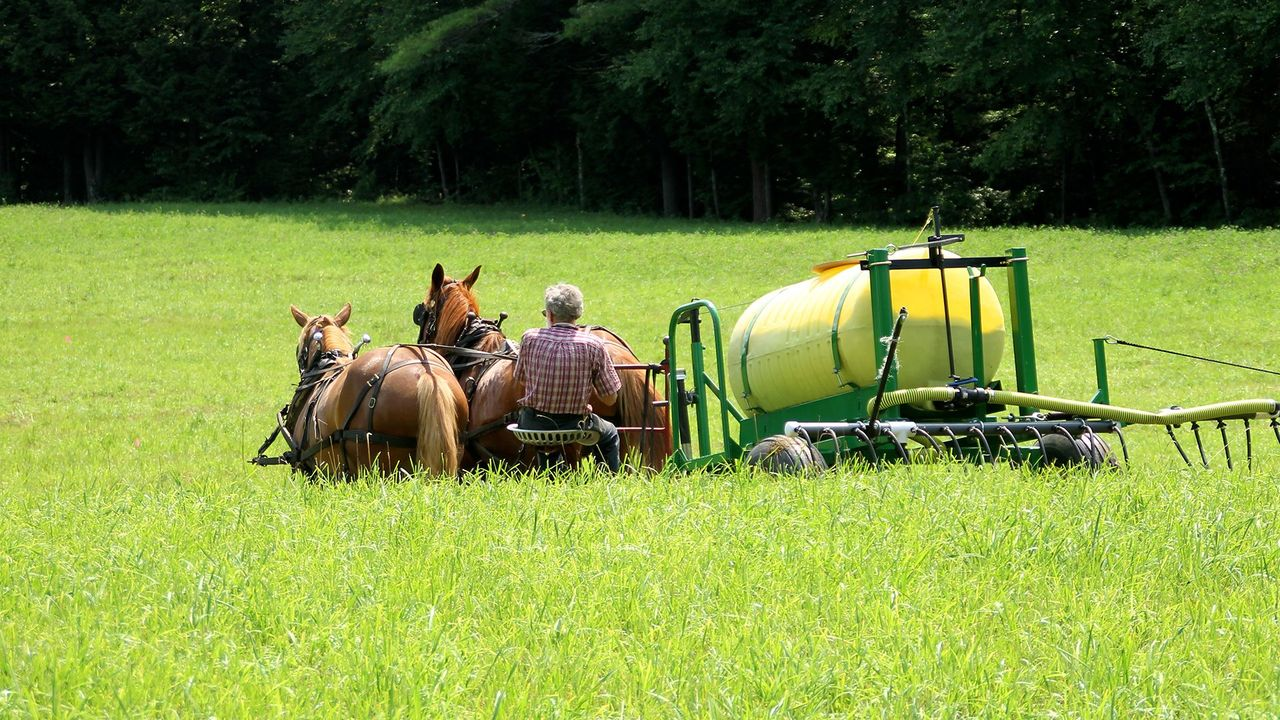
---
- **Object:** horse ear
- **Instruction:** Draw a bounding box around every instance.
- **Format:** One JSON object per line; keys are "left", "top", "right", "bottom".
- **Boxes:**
{"left": 334, "top": 302, "right": 351, "bottom": 327}
{"left": 431, "top": 263, "right": 444, "bottom": 293}
{"left": 462, "top": 265, "right": 481, "bottom": 289}
{"left": 290, "top": 305, "right": 308, "bottom": 327}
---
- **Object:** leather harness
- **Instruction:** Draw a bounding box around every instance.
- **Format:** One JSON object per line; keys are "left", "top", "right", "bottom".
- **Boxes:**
{"left": 251, "top": 344, "right": 437, "bottom": 477}
{"left": 415, "top": 313, "right": 521, "bottom": 462}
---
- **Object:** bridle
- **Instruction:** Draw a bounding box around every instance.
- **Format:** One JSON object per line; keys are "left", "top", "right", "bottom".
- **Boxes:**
{"left": 297, "top": 321, "right": 349, "bottom": 379}
{"left": 413, "top": 297, "right": 440, "bottom": 344}
{"left": 413, "top": 280, "right": 467, "bottom": 345}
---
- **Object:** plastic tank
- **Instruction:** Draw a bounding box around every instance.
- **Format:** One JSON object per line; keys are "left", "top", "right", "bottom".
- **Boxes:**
{"left": 726, "top": 248, "right": 1005, "bottom": 415}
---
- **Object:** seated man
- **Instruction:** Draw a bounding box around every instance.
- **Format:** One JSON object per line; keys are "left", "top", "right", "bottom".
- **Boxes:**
{"left": 514, "top": 283, "right": 622, "bottom": 472}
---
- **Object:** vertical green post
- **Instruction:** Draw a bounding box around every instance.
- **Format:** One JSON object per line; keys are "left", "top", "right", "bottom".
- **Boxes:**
{"left": 664, "top": 338, "right": 682, "bottom": 461}
{"left": 702, "top": 305, "right": 737, "bottom": 457}
{"left": 1091, "top": 337, "right": 1110, "bottom": 405}
{"left": 1006, "top": 247, "right": 1038, "bottom": 413}
{"left": 968, "top": 270, "right": 985, "bottom": 387}
{"left": 687, "top": 308, "right": 712, "bottom": 457}
{"left": 867, "top": 248, "right": 895, "bottom": 373}
{"left": 866, "top": 247, "right": 898, "bottom": 420}
{"left": 667, "top": 300, "right": 738, "bottom": 465}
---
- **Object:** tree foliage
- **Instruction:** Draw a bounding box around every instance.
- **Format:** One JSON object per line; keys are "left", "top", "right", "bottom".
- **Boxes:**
{"left": 1, "top": 0, "right": 1277, "bottom": 224}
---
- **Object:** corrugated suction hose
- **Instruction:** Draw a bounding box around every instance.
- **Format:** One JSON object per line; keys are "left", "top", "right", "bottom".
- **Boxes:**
{"left": 869, "top": 387, "right": 1279, "bottom": 425}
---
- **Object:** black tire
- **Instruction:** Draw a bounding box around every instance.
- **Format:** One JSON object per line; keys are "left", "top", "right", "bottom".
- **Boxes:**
{"left": 745, "top": 435, "right": 828, "bottom": 474}
{"left": 1041, "top": 433, "right": 1118, "bottom": 469}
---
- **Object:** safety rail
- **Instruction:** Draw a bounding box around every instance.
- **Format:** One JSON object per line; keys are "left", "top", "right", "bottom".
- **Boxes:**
{"left": 664, "top": 300, "right": 742, "bottom": 468}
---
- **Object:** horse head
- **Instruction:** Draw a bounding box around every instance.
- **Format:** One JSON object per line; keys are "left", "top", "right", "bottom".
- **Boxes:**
{"left": 290, "top": 302, "right": 354, "bottom": 374}
{"left": 414, "top": 263, "right": 481, "bottom": 345}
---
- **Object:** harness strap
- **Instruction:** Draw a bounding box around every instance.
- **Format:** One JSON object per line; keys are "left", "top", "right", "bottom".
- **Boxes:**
{"left": 580, "top": 324, "right": 637, "bottom": 355}
{"left": 334, "top": 347, "right": 440, "bottom": 474}
{"left": 295, "top": 429, "right": 418, "bottom": 464}
{"left": 464, "top": 413, "right": 518, "bottom": 443}
{"left": 416, "top": 343, "right": 518, "bottom": 363}
{"left": 462, "top": 411, "right": 522, "bottom": 464}
{"left": 253, "top": 346, "right": 451, "bottom": 475}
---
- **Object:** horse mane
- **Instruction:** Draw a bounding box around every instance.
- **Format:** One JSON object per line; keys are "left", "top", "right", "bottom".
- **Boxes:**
{"left": 297, "top": 316, "right": 354, "bottom": 356}
{"left": 431, "top": 278, "right": 481, "bottom": 346}
{"left": 321, "top": 324, "right": 354, "bottom": 354}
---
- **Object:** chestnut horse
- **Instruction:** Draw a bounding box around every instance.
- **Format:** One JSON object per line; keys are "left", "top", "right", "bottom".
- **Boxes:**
{"left": 282, "top": 303, "right": 468, "bottom": 478}
{"left": 413, "top": 264, "right": 670, "bottom": 471}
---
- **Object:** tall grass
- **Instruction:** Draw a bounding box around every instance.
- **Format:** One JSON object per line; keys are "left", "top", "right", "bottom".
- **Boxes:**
{"left": 1, "top": 203, "right": 1277, "bottom": 716}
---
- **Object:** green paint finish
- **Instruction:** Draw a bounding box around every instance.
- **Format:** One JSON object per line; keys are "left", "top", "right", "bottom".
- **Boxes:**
{"left": 666, "top": 300, "right": 742, "bottom": 468}
{"left": 1006, "top": 247, "right": 1039, "bottom": 413}
{"left": 867, "top": 248, "right": 895, "bottom": 376}
{"left": 968, "top": 269, "right": 987, "bottom": 389}
{"left": 1092, "top": 337, "right": 1111, "bottom": 405}
{"left": 736, "top": 388, "right": 881, "bottom": 448}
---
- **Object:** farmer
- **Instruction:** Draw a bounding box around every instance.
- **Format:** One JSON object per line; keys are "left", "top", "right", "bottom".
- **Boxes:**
{"left": 514, "top": 283, "right": 622, "bottom": 472}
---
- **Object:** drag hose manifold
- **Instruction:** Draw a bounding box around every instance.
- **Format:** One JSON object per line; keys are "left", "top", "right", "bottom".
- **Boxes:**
{"left": 869, "top": 387, "right": 1280, "bottom": 426}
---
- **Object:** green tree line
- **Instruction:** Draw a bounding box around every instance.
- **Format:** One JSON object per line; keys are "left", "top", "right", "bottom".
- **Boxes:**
{"left": 2, "top": 0, "right": 1277, "bottom": 224}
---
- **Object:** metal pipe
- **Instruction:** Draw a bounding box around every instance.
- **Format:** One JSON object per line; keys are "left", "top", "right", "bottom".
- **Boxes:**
{"left": 968, "top": 269, "right": 986, "bottom": 387}
{"left": 941, "top": 427, "right": 964, "bottom": 458}
{"left": 1245, "top": 419, "right": 1253, "bottom": 470}
{"left": 996, "top": 426, "right": 1023, "bottom": 465}
{"left": 1113, "top": 424, "right": 1130, "bottom": 465}
{"left": 869, "top": 308, "right": 909, "bottom": 427}
{"left": 910, "top": 428, "right": 946, "bottom": 457}
{"left": 1218, "top": 420, "right": 1233, "bottom": 470}
{"left": 968, "top": 426, "right": 992, "bottom": 465}
{"left": 1166, "top": 426, "right": 1192, "bottom": 467}
{"left": 787, "top": 419, "right": 1119, "bottom": 438}
{"left": 885, "top": 432, "right": 911, "bottom": 464}
{"left": 851, "top": 428, "right": 879, "bottom": 466}
{"left": 1091, "top": 337, "right": 1111, "bottom": 405}
{"left": 1190, "top": 422, "right": 1209, "bottom": 468}
{"left": 1006, "top": 247, "right": 1039, "bottom": 411}
{"left": 674, "top": 371, "right": 692, "bottom": 460}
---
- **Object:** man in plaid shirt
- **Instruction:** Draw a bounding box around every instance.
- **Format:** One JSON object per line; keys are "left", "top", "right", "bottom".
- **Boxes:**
{"left": 514, "top": 283, "right": 623, "bottom": 471}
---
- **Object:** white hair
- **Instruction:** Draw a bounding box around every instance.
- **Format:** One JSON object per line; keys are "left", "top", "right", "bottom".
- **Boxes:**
{"left": 544, "top": 283, "right": 584, "bottom": 321}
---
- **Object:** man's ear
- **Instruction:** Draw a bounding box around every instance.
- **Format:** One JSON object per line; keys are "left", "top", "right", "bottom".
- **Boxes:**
{"left": 462, "top": 265, "right": 482, "bottom": 289}
{"left": 431, "top": 263, "right": 445, "bottom": 293}
{"left": 334, "top": 302, "right": 352, "bottom": 327}
{"left": 291, "top": 305, "right": 309, "bottom": 327}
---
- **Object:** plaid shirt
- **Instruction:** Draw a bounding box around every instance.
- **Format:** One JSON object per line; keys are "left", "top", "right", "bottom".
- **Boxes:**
{"left": 515, "top": 324, "right": 622, "bottom": 415}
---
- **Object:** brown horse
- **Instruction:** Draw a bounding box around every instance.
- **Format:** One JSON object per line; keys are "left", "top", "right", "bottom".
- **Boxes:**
{"left": 283, "top": 303, "right": 468, "bottom": 478}
{"left": 414, "top": 264, "right": 671, "bottom": 471}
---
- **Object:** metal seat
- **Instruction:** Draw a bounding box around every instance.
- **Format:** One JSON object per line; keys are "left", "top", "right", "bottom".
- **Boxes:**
{"left": 506, "top": 423, "right": 601, "bottom": 448}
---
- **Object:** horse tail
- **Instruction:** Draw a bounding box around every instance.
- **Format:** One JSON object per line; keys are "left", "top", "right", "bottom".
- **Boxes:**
{"left": 416, "top": 365, "right": 461, "bottom": 477}
{"left": 617, "top": 367, "right": 671, "bottom": 471}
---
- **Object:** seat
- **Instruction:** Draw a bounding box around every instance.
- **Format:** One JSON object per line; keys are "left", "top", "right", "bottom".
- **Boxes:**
{"left": 506, "top": 423, "right": 601, "bottom": 448}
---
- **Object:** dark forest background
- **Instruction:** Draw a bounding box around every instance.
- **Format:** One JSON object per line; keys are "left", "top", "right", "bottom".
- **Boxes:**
{"left": 2, "top": 0, "right": 1277, "bottom": 225}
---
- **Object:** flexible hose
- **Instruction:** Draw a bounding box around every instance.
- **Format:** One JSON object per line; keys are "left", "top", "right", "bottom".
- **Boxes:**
{"left": 868, "top": 387, "right": 1278, "bottom": 426}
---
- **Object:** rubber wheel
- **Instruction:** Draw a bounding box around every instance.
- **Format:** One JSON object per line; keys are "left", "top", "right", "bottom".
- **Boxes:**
{"left": 745, "top": 435, "right": 828, "bottom": 474}
{"left": 1041, "top": 433, "right": 1118, "bottom": 469}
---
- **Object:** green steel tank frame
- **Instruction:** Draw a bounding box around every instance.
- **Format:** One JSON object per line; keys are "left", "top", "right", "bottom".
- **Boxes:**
{"left": 665, "top": 241, "right": 1047, "bottom": 468}
{"left": 663, "top": 216, "right": 1280, "bottom": 470}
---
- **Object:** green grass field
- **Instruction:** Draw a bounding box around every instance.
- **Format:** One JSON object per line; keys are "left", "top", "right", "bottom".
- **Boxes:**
{"left": 2, "top": 202, "right": 1279, "bottom": 717}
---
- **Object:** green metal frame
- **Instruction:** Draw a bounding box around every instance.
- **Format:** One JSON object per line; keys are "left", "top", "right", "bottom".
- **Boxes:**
{"left": 665, "top": 300, "right": 742, "bottom": 469}
{"left": 1091, "top": 337, "right": 1111, "bottom": 405}
{"left": 664, "top": 243, "right": 1051, "bottom": 469}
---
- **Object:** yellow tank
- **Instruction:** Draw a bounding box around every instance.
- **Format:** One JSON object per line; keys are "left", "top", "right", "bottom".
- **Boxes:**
{"left": 727, "top": 248, "right": 1005, "bottom": 414}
